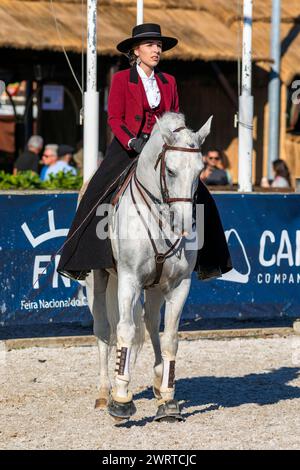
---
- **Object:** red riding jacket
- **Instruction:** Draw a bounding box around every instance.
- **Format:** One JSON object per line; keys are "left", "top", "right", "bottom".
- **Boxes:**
{"left": 108, "top": 66, "right": 179, "bottom": 149}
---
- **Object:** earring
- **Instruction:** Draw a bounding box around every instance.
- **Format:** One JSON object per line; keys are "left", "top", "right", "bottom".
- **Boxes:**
{"left": 136, "top": 57, "right": 141, "bottom": 65}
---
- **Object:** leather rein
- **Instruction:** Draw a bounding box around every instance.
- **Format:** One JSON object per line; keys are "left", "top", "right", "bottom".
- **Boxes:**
{"left": 129, "top": 127, "right": 202, "bottom": 287}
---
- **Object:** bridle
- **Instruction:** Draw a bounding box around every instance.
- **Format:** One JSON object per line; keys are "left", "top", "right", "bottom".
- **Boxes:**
{"left": 154, "top": 142, "right": 202, "bottom": 204}
{"left": 130, "top": 126, "right": 202, "bottom": 287}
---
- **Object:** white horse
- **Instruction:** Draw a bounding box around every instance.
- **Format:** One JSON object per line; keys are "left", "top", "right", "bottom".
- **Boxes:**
{"left": 85, "top": 112, "right": 212, "bottom": 422}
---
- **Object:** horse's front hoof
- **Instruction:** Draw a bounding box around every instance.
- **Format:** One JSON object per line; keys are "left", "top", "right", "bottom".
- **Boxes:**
{"left": 154, "top": 399, "right": 185, "bottom": 423}
{"left": 108, "top": 398, "right": 137, "bottom": 421}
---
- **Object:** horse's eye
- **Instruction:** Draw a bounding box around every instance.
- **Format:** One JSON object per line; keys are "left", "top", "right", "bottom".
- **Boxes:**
{"left": 167, "top": 168, "right": 176, "bottom": 177}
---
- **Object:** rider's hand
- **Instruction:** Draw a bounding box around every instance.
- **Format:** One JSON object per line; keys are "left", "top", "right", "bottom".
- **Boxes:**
{"left": 128, "top": 137, "right": 146, "bottom": 154}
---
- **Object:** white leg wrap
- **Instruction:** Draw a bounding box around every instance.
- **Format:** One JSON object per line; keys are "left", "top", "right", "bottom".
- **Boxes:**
{"left": 114, "top": 346, "right": 132, "bottom": 400}
{"left": 115, "top": 346, "right": 131, "bottom": 382}
{"left": 161, "top": 358, "right": 175, "bottom": 391}
{"left": 124, "top": 347, "right": 131, "bottom": 376}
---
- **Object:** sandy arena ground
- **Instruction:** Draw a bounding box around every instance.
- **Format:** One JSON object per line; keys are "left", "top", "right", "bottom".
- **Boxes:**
{"left": 1, "top": 335, "right": 300, "bottom": 450}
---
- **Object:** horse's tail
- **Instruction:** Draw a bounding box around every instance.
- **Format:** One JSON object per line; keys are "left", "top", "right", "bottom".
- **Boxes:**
{"left": 106, "top": 274, "right": 145, "bottom": 359}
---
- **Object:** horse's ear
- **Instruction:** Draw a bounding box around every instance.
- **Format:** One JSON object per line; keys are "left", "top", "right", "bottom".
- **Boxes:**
{"left": 155, "top": 116, "right": 176, "bottom": 146}
{"left": 196, "top": 115, "right": 213, "bottom": 146}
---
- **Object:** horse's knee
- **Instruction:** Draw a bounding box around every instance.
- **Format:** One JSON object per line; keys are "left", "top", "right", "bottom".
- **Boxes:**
{"left": 117, "top": 320, "right": 135, "bottom": 346}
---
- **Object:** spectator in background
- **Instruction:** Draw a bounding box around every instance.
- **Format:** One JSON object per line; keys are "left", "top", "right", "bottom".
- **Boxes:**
{"left": 73, "top": 139, "right": 83, "bottom": 176}
{"left": 56, "top": 145, "right": 78, "bottom": 175}
{"left": 40, "top": 144, "right": 59, "bottom": 181}
{"left": 272, "top": 159, "right": 291, "bottom": 188}
{"left": 200, "top": 149, "right": 230, "bottom": 186}
{"left": 13, "top": 135, "right": 44, "bottom": 174}
{"left": 261, "top": 159, "right": 291, "bottom": 189}
{"left": 40, "top": 144, "right": 78, "bottom": 181}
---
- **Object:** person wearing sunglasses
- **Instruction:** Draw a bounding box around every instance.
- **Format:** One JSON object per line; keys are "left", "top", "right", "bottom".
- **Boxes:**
{"left": 40, "top": 144, "right": 59, "bottom": 181}
{"left": 200, "top": 149, "right": 231, "bottom": 186}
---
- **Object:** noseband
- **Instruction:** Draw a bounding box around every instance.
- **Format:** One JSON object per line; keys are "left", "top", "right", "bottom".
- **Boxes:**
{"left": 154, "top": 141, "right": 202, "bottom": 204}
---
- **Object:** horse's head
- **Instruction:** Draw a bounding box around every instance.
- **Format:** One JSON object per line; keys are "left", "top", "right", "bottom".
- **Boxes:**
{"left": 149, "top": 112, "right": 212, "bottom": 236}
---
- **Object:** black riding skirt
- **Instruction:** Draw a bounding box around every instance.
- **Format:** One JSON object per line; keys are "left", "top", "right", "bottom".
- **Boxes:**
{"left": 57, "top": 137, "right": 232, "bottom": 275}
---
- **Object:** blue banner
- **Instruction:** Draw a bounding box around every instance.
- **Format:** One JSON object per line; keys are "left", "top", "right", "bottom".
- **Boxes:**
{"left": 0, "top": 193, "right": 90, "bottom": 326}
{"left": 187, "top": 193, "right": 300, "bottom": 320}
{"left": 0, "top": 192, "right": 299, "bottom": 326}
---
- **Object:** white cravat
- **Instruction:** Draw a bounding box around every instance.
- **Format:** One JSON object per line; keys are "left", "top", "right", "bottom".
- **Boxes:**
{"left": 137, "top": 64, "right": 161, "bottom": 109}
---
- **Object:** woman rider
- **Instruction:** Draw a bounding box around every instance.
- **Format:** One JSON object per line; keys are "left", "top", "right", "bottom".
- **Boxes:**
{"left": 57, "top": 23, "right": 232, "bottom": 281}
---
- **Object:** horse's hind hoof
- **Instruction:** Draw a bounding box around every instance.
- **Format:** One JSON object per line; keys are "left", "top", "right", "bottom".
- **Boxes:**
{"left": 153, "top": 386, "right": 162, "bottom": 400}
{"left": 154, "top": 399, "right": 185, "bottom": 423}
{"left": 95, "top": 398, "right": 108, "bottom": 410}
{"left": 108, "top": 398, "right": 137, "bottom": 421}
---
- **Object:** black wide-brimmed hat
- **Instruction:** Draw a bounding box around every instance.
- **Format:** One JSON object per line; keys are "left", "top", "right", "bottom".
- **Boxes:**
{"left": 117, "top": 23, "right": 178, "bottom": 53}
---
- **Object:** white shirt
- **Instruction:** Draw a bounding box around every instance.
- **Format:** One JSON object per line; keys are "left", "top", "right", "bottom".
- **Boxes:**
{"left": 271, "top": 176, "right": 290, "bottom": 188}
{"left": 137, "top": 64, "right": 161, "bottom": 109}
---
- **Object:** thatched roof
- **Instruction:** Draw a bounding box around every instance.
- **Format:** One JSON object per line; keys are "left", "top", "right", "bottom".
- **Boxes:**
{"left": 0, "top": 0, "right": 300, "bottom": 83}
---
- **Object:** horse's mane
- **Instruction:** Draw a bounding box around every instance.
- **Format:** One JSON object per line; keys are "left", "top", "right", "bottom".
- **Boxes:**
{"left": 156, "top": 112, "right": 186, "bottom": 132}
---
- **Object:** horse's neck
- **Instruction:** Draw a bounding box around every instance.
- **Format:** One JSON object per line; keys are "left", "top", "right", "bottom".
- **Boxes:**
{"left": 135, "top": 136, "right": 162, "bottom": 201}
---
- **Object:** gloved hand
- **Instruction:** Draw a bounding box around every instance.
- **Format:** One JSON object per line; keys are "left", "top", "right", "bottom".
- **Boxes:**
{"left": 128, "top": 137, "right": 146, "bottom": 154}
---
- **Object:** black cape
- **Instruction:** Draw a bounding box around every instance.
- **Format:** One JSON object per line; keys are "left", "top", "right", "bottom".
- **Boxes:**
{"left": 57, "top": 137, "right": 232, "bottom": 276}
